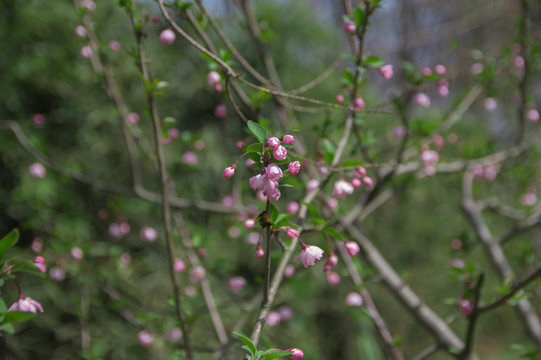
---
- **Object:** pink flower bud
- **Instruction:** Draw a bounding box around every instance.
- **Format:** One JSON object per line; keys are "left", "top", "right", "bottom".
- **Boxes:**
{"left": 336, "top": 94, "right": 344, "bottom": 103}
{"left": 438, "top": 85, "right": 449, "bottom": 97}
{"left": 267, "top": 163, "right": 284, "bottom": 181}
{"left": 244, "top": 218, "right": 255, "bottom": 229}
{"left": 80, "top": 46, "right": 92, "bottom": 58}
{"left": 351, "top": 178, "right": 362, "bottom": 188}
{"left": 483, "top": 98, "right": 497, "bottom": 112}
{"left": 422, "top": 67, "right": 432, "bottom": 76}
{"left": 228, "top": 226, "right": 240, "bottom": 238}
{"left": 245, "top": 158, "right": 255, "bottom": 166}
{"left": 433, "top": 135, "right": 444, "bottom": 149}
{"left": 393, "top": 126, "right": 406, "bottom": 139}
{"left": 140, "top": 226, "right": 158, "bottom": 242}
{"left": 379, "top": 64, "right": 393, "bottom": 80}
{"left": 332, "top": 179, "right": 354, "bottom": 198}
{"left": 174, "top": 258, "right": 186, "bottom": 272}
{"left": 343, "top": 21, "right": 356, "bottom": 33}
{"left": 273, "top": 145, "right": 287, "bottom": 161}
{"left": 344, "top": 240, "right": 360, "bottom": 255}
{"left": 184, "top": 285, "right": 196, "bottom": 297}
{"left": 137, "top": 331, "right": 154, "bottom": 347}
{"left": 471, "top": 63, "right": 484, "bottom": 75}
{"left": 457, "top": 298, "right": 474, "bottom": 315}
{"left": 283, "top": 227, "right": 299, "bottom": 239}
{"left": 70, "top": 247, "right": 84, "bottom": 261}
{"left": 421, "top": 149, "right": 439, "bottom": 165}
{"left": 283, "top": 134, "right": 295, "bottom": 144}
{"left": 49, "top": 267, "right": 66, "bottom": 282}
{"left": 167, "top": 328, "right": 182, "bottom": 342}
{"left": 33, "top": 114, "right": 45, "bottom": 125}
{"left": 353, "top": 97, "right": 365, "bottom": 110}
{"left": 29, "top": 163, "right": 46, "bottom": 178}
{"left": 75, "top": 25, "right": 87, "bottom": 37}
{"left": 182, "top": 152, "right": 198, "bottom": 165}
{"left": 229, "top": 276, "right": 246, "bottom": 293}
{"left": 120, "top": 253, "right": 131, "bottom": 265}
{"left": 126, "top": 112, "right": 139, "bottom": 124}
{"left": 451, "top": 238, "right": 463, "bottom": 250}
{"left": 267, "top": 311, "right": 281, "bottom": 326}
{"left": 288, "top": 348, "right": 304, "bottom": 359}
{"left": 236, "top": 141, "right": 245, "bottom": 149}
{"left": 214, "top": 104, "right": 227, "bottom": 118}
{"left": 286, "top": 201, "right": 299, "bottom": 214}
{"left": 323, "top": 253, "right": 338, "bottom": 273}
{"left": 435, "top": 64, "right": 446, "bottom": 75}
{"left": 279, "top": 306, "right": 294, "bottom": 319}
{"left": 31, "top": 237, "right": 43, "bottom": 252}
{"left": 527, "top": 109, "right": 539, "bottom": 122}
{"left": 33, "top": 256, "right": 46, "bottom": 273}
{"left": 189, "top": 265, "right": 206, "bottom": 282}
{"left": 327, "top": 198, "right": 338, "bottom": 208}
{"left": 256, "top": 245, "right": 264, "bottom": 259}
{"left": 288, "top": 161, "right": 301, "bottom": 175}
{"left": 306, "top": 179, "right": 319, "bottom": 192}
{"left": 414, "top": 93, "right": 431, "bottom": 107}
{"left": 109, "top": 40, "right": 120, "bottom": 52}
{"left": 284, "top": 265, "right": 295, "bottom": 278}
{"left": 327, "top": 272, "right": 341, "bottom": 285}
{"left": 346, "top": 292, "right": 363, "bottom": 307}
{"left": 267, "top": 137, "right": 281, "bottom": 149}
{"left": 513, "top": 56, "right": 525, "bottom": 68}
{"left": 82, "top": 0, "right": 96, "bottom": 11}
{"left": 159, "top": 29, "right": 176, "bottom": 45}
{"left": 207, "top": 70, "right": 221, "bottom": 85}
{"left": 353, "top": 166, "right": 367, "bottom": 178}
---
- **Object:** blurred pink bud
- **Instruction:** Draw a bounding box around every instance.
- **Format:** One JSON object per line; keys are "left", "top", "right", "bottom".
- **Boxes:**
{"left": 207, "top": 70, "right": 221, "bottom": 85}
{"left": 214, "top": 84, "right": 222, "bottom": 93}
{"left": 189, "top": 266, "right": 206, "bottom": 282}
{"left": 140, "top": 227, "right": 158, "bottom": 242}
{"left": 229, "top": 276, "right": 246, "bottom": 293}
{"left": 33, "top": 114, "right": 45, "bottom": 125}
{"left": 421, "top": 149, "right": 439, "bottom": 165}
{"left": 137, "top": 331, "right": 154, "bottom": 347}
{"left": 379, "top": 64, "right": 393, "bottom": 80}
{"left": 283, "top": 135, "right": 295, "bottom": 144}
{"left": 167, "top": 328, "right": 182, "bottom": 342}
{"left": 327, "top": 198, "right": 338, "bottom": 208}
{"left": 470, "top": 62, "right": 484, "bottom": 75}
{"left": 221, "top": 195, "right": 235, "bottom": 207}
{"left": 224, "top": 164, "right": 236, "bottom": 178}
{"left": 8, "top": 295, "right": 44, "bottom": 313}
{"left": 152, "top": 16, "right": 160, "bottom": 24}
{"left": 527, "top": 109, "right": 539, "bottom": 122}
{"left": 273, "top": 145, "right": 287, "bottom": 161}
{"left": 182, "top": 152, "right": 198, "bottom": 165}
{"left": 422, "top": 67, "right": 432, "bottom": 76}
{"left": 75, "top": 25, "right": 87, "bottom": 37}
{"left": 435, "top": 64, "right": 446, "bottom": 75}
{"left": 424, "top": 165, "right": 436, "bottom": 176}
{"left": 184, "top": 285, "right": 196, "bottom": 297}
{"left": 327, "top": 272, "right": 341, "bottom": 285}
{"left": 236, "top": 141, "right": 245, "bottom": 149}
{"left": 317, "top": 166, "right": 329, "bottom": 175}
{"left": 512, "top": 43, "right": 522, "bottom": 54}
{"left": 120, "top": 253, "right": 131, "bottom": 265}
{"left": 168, "top": 128, "right": 180, "bottom": 139}
{"left": 438, "top": 85, "right": 449, "bottom": 97}
{"left": 246, "top": 232, "right": 259, "bottom": 245}
{"left": 159, "top": 29, "right": 176, "bottom": 45}
{"left": 29, "top": 163, "right": 46, "bottom": 178}
{"left": 354, "top": 166, "right": 367, "bottom": 178}
{"left": 214, "top": 104, "right": 227, "bottom": 118}
{"left": 174, "top": 258, "right": 186, "bottom": 272}
{"left": 267, "top": 137, "right": 281, "bottom": 149}
{"left": 70, "top": 247, "right": 84, "bottom": 261}
{"left": 288, "top": 348, "right": 304, "bottom": 359}
{"left": 127, "top": 112, "right": 139, "bottom": 124}
{"left": 283, "top": 227, "right": 299, "bottom": 239}
{"left": 284, "top": 265, "right": 295, "bottom": 278}
{"left": 109, "top": 40, "right": 120, "bottom": 52}
{"left": 414, "top": 93, "right": 431, "bottom": 107}
{"left": 296, "top": 244, "right": 324, "bottom": 268}
{"left": 521, "top": 191, "right": 537, "bottom": 206}
{"left": 332, "top": 179, "right": 354, "bottom": 198}
{"left": 49, "top": 267, "right": 66, "bottom": 282}
{"left": 198, "top": 248, "right": 206, "bottom": 257}
{"left": 33, "top": 256, "right": 46, "bottom": 273}
{"left": 80, "top": 46, "right": 92, "bottom": 58}
{"left": 351, "top": 178, "right": 362, "bottom": 188}
{"left": 344, "top": 240, "right": 360, "bottom": 256}
{"left": 194, "top": 140, "right": 205, "bottom": 150}
{"left": 256, "top": 245, "right": 264, "bottom": 259}
{"left": 433, "top": 135, "right": 444, "bottom": 149}
{"left": 245, "top": 158, "right": 255, "bottom": 166}
{"left": 336, "top": 94, "right": 344, "bottom": 103}
{"left": 82, "top": 0, "right": 96, "bottom": 11}
{"left": 306, "top": 179, "right": 319, "bottom": 192}
{"left": 286, "top": 201, "right": 299, "bottom": 214}
{"left": 267, "top": 311, "right": 281, "bottom": 326}
{"left": 451, "top": 238, "right": 462, "bottom": 250}
{"left": 279, "top": 306, "right": 294, "bottom": 319}
{"left": 228, "top": 226, "right": 240, "bottom": 238}
{"left": 448, "top": 133, "right": 458, "bottom": 144}
{"left": 346, "top": 292, "right": 363, "bottom": 307}
{"left": 323, "top": 253, "right": 338, "bottom": 273}
{"left": 393, "top": 126, "right": 406, "bottom": 139}
{"left": 244, "top": 218, "right": 255, "bottom": 229}
{"left": 343, "top": 21, "right": 356, "bottom": 33}
{"left": 483, "top": 98, "right": 497, "bottom": 112}
{"left": 457, "top": 298, "right": 474, "bottom": 315}
{"left": 513, "top": 56, "right": 525, "bottom": 68}
{"left": 353, "top": 97, "right": 365, "bottom": 110}
{"left": 31, "top": 237, "right": 43, "bottom": 252}
{"left": 288, "top": 161, "right": 301, "bottom": 175}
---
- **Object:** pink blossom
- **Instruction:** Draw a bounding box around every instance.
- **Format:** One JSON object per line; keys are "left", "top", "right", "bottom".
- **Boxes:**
{"left": 140, "top": 227, "right": 158, "bottom": 242}
{"left": 435, "top": 64, "right": 446, "bottom": 75}
{"left": 354, "top": 97, "right": 365, "bottom": 110}
{"left": 351, "top": 178, "right": 362, "bottom": 188}
{"left": 414, "top": 93, "right": 431, "bottom": 107}
{"left": 422, "top": 67, "right": 432, "bottom": 76}
{"left": 284, "top": 265, "right": 295, "bottom": 277}
{"left": 70, "top": 247, "right": 84, "bottom": 261}
{"left": 296, "top": 244, "right": 324, "bottom": 268}
{"left": 137, "top": 331, "right": 154, "bottom": 347}
{"left": 75, "top": 25, "right": 87, "bottom": 37}
{"left": 49, "top": 267, "right": 66, "bottom": 282}
{"left": 109, "top": 40, "right": 120, "bottom": 52}
{"left": 421, "top": 149, "right": 439, "bottom": 165}
{"left": 267, "top": 311, "right": 281, "bottom": 326}
{"left": 249, "top": 168, "right": 281, "bottom": 200}
{"left": 327, "top": 198, "right": 338, "bottom": 208}
{"left": 29, "top": 163, "right": 46, "bottom": 178}
{"left": 244, "top": 218, "right": 255, "bottom": 229}
{"left": 174, "top": 258, "right": 186, "bottom": 272}
{"left": 267, "top": 137, "right": 281, "bottom": 148}
{"left": 189, "top": 266, "right": 206, "bottom": 282}
{"left": 8, "top": 295, "right": 44, "bottom": 313}
{"left": 246, "top": 232, "right": 260, "bottom": 245}
{"left": 288, "top": 348, "right": 304, "bottom": 359}
{"left": 332, "top": 179, "right": 354, "bottom": 198}
{"left": 182, "top": 152, "right": 198, "bottom": 165}
{"left": 282, "top": 227, "right": 299, "bottom": 239}
{"left": 482, "top": 164, "right": 499, "bottom": 180}
{"left": 393, "top": 126, "right": 406, "bottom": 139}
{"left": 327, "top": 272, "right": 341, "bottom": 285}
{"left": 288, "top": 161, "right": 301, "bottom": 175}
{"left": 229, "top": 276, "right": 247, "bottom": 293}
{"left": 159, "top": 29, "right": 175, "bottom": 44}
{"left": 80, "top": 46, "right": 92, "bottom": 58}
{"left": 33, "top": 256, "right": 46, "bottom": 273}
{"left": 336, "top": 94, "right": 344, "bottom": 103}
{"left": 256, "top": 245, "right": 264, "bottom": 259}
{"left": 31, "top": 237, "right": 43, "bottom": 252}
{"left": 457, "top": 298, "right": 474, "bottom": 315}
{"left": 438, "top": 85, "right": 449, "bottom": 97}
{"left": 306, "top": 179, "right": 319, "bottom": 192}
{"left": 207, "top": 70, "right": 221, "bottom": 85}
{"left": 483, "top": 98, "right": 497, "bottom": 112}
{"left": 224, "top": 164, "right": 236, "bottom": 178}
{"left": 344, "top": 240, "right": 360, "bottom": 255}
{"left": 527, "top": 109, "right": 539, "bottom": 122}
{"left": 343, "top": 21, "right": 356, "bottom": 33}
{"left": 273, "top": 145, "right": 287, "bottom": 161}
{"left": 379, "top": 64, "right": 393, "bottom": 80}
{"left": 127, "top": 112, "right": 139, "bottom": 124}
{"left": 346, "top": 292, "right": 363, "bottom": 307}
{"left": 266, "top": 163, "right": 284, "bottom": 181}
{"left": 214, "top": 104, "right": 227, "bottom": 118}
{"left": 283, "top": 135, "right": 295, "bottom": 144}
{"left": 286, "top": 201, "right": 299, "bottom": 214}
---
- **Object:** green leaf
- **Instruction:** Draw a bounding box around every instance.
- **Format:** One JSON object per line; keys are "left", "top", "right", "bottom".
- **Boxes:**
{"left": 364, "top": 56, "right": 384, "bottom": 68}
{"left": 245, "top": 143, "right": 264, "bottom": 153}
{"left": 342, "top": 160, "right": 365, "bottom": 167}
{"left": 233, "top": 331, "right": 257, "bottom": 355}
{"left": 255, "top": 350, "right": 265, "bottom": 359}
{"left": 264, "top": 350, "right": 293, "bottom": 359}
{"left": 3, "top": 311, "right": 37, "bottom": 324}
{"left": 0, "top": 229, "right": 19, "bottom": 261}
{"left": 323, "top": 227, "right": 343, "bottom": 240}
{"left": 241, "top": 345, "right": 255, "bottom": 357}
{"left": 0, "top": 299, "right": 6, "bottom": 315}
{"left": 269, "top": 204, "right": 279, "bottom": 223}
{"left": 353, "top": 7, "right": 365, "bottom": 27}
{"left": 303, "top": 202, "right": 320, "bottom": 217}
{"left": 342, "top": 69, "right": 355, "bottom": 85}
{"left": 1, "top": 323, "right": 14, "bottom": 334}
{"left": 9, "top": 261, "right": 46, "bottom": 278}
{"left": 247, "top": 121, "right": 268, "bottom": 143}
{"left": 274, "top": 218, "right": 294, "bottom": 229}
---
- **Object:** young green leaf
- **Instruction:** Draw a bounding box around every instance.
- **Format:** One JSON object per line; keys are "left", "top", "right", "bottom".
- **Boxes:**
{"left": 233, "top": 331, "right": 257, "bottom": 355}
{"left": 264, "top": 349, "right": 293, "bottom": 359}
{"left": 247, "top": 120, "right": 268, "bottom": 143}
{"left": 0, "top": 229, "right": 19, "bottom": 261}
{"left": 3, "top": 311, "right": 37, "bottom": 324}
